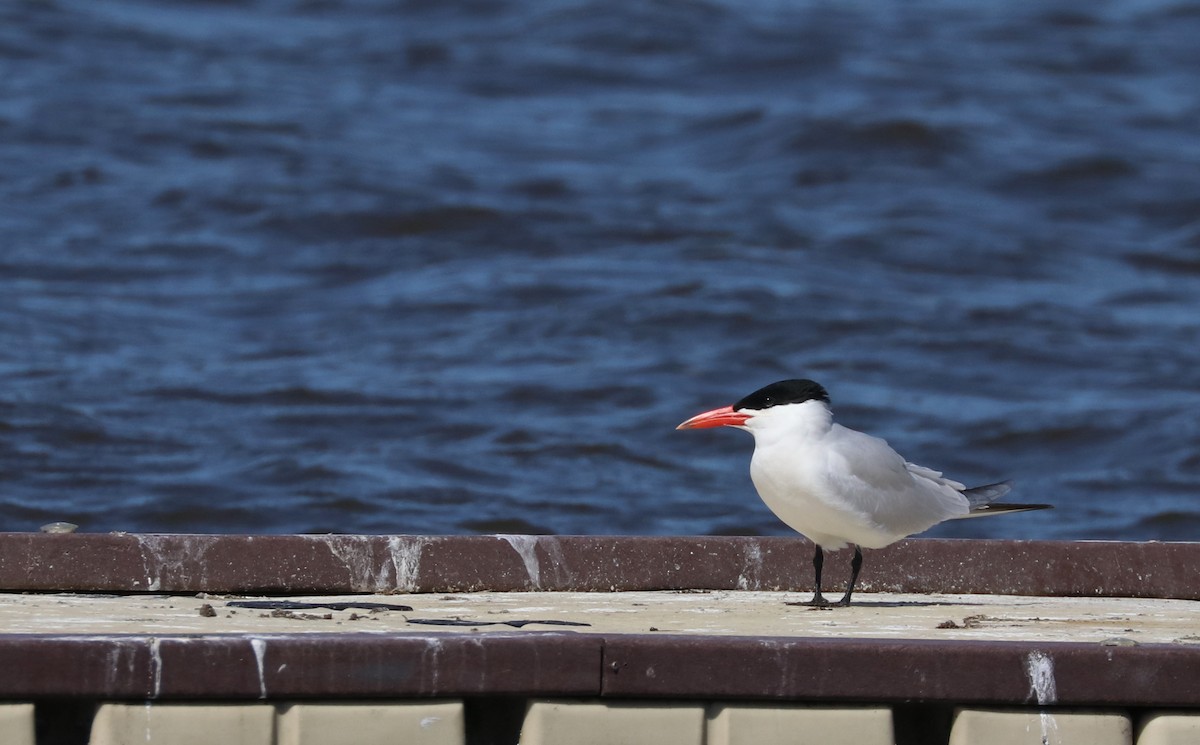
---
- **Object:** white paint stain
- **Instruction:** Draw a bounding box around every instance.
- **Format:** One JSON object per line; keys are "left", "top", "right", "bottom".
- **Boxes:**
{"left": 1026, "top": 650, "right": 1059, "bottom": 745}
{"left": 250, "top": 638, "right": 268, "bottom": 699}
{"left": 498, "top": 534, "right": 541, "bottom": 589}
{"left": 420, "top": 716, "right": 441, "bottom": 729}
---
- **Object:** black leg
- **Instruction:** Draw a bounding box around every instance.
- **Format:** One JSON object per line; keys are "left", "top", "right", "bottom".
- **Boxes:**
{"left": 801, "top": 543, "right": 830, "bottom": 606}
{"left": 836, "top": 546, "right": 863, "bottom": 606}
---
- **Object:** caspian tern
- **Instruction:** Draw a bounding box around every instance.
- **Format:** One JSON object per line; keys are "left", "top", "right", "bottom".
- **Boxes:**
{"left": 677, "top": 379, "right": 1050, "bottom": 606}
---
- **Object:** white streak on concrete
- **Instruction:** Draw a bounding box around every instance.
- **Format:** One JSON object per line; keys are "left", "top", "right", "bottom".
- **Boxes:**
{"left": 737, "top": 543, "right": 763, "bottom": 591}
{"left": 498, "top": 534, "right": 541, "bottom": 589}
{"left": 1026, "top": 650, "right": 1059, "bottom": 745}
{"left": 106, "top": 638, "right": 139, "bottom": 694}
{"left": 323, "top": 535, "right": 379, "bottom": 592}
{"left": 423, "top": 636, "right": 443, "bottom": 694}
{"left": 136, "top": 534, "right": 212, "bottom": 592}
{"left": 145, "top": 636, "right": 165, "bottom": 743}
{"left": 761, "top": 639, "right": 797, "bottom": 697}
{"left": 420, "top": 717, "right": 441, "bottom": 729}
{"left": 149, "top": 637, "right": 163, "bottom": 699}
{"left": 388, "top": 536, "right": 427, "bottom": 593}
{"left": 539, "top": 535, "right": 569, "bottom": 588}
{"left": 250, "top": 638, "right": 268, "bottom": 699}
{"left": 1027, "top": 650, "right": 1058, "bottom": 704}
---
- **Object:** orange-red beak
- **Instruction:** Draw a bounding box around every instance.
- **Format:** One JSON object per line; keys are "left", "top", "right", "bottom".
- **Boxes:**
{"left": 676, "top": 405, "right": 750, "bottom": 430}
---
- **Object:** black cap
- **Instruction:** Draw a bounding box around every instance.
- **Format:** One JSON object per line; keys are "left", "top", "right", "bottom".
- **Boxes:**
{"left": 734, "top": 379, "right": 830, "bottom": 411}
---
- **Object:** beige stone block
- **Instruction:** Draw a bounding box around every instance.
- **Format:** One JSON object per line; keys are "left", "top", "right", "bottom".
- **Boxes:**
{"left": 0, "top": 704, "right": 35, "bottom": 745}
{"left": 950, "top": 707, "right": 1132, "bottom": 745}
{"left": 706, "top": 703, "right": 893, "bottom": 745}
{"left": 1138, "top": 713, "right": 1200, "bottom": 745}
{"left": 520, "top": 700, "right": 705, "bottom": 745}
{"left": 276, "top": 701, "right": 465, "bottom": 745}
{"left": 90, "top": 703, "right": 275, "bottom": 745}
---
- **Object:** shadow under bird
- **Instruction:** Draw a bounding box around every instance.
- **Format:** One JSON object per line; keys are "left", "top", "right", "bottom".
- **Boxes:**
{"left": 677, "top": 379, "right": 1051, "bottom": 606}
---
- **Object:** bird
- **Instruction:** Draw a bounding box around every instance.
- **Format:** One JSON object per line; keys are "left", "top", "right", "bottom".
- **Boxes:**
{"left": 676, "top": 379, "right": 1050, "bottom": 607}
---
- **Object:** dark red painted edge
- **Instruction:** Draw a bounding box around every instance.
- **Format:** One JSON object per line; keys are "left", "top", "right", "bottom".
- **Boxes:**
{"left": 2, "top": 633, "right": 1198, "bottom": 706}
{"left": 602, "top": 635, "right": 1200, "bottom": 707}
{"left": 1, "top": 533, "right": 1197, "bottom": 599}
{"left": 0, "top": 633, "right": 601, "bottom": 699}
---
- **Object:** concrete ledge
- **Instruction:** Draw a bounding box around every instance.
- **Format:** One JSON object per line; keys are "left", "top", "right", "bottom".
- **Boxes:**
{"left": 1, "top": 533, "right": 1198, "bottom": 598}
{"left": 601, "top": 636, "right": 1200, "bottom": 706}
{"left": 2, "top": 533, "right": 1199, "bottom": 721}
{"left": 1, "top": 633, "right": 1198, "bottom": 706}
{"left": 0, "top": 634, "right": 599, "bottom": 699}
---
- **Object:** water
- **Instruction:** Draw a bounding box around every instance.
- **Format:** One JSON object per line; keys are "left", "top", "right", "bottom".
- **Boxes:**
{"left": 2, "top": 0, "right": 1199, "bottom": 541}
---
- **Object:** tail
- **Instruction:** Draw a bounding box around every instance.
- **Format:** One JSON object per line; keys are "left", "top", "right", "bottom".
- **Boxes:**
{"left": 955, "top": 480, "right": 1052, "bottom": 520}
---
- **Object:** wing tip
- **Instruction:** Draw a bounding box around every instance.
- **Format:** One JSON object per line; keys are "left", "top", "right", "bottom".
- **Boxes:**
{"left": 962, "top": 479, "right": 1014, "bottom": 506}
{"left": 970, "top": 502, "right": 1053, "bottom": 515}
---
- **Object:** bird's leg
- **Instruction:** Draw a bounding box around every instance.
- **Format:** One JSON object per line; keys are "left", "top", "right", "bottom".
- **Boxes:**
{"left": 836, "top": 546, "right": 863, "bottom": 606}
{"left": 801, "top": 543, "right": 831, "bottom": 606}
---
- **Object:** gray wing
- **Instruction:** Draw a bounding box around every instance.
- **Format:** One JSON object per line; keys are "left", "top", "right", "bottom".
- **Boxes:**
{"left": 824, "top": 425, "right": 971, "bottom": 529}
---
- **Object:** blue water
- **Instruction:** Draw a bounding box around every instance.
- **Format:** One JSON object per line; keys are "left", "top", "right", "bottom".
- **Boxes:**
{"left": 2, "top": 0, "right": 1199, "bottom": 541}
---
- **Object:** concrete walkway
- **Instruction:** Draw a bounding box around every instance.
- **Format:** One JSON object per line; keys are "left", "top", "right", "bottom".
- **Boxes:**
{"left": 3, "top": 590, "right": 1196, "bottom": 644}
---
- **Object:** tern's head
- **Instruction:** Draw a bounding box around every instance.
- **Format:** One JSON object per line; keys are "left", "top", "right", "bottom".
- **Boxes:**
{"left": 675, "top": 379, "right": 831, "bottom": 432}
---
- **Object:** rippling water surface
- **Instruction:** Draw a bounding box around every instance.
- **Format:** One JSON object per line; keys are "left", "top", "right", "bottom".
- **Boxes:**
{"left": 2, "top": 0, "right": 1199, "bottom": 541}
